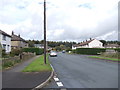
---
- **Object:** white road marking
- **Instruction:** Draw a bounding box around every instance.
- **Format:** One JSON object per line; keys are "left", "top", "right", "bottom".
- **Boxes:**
{"left": 56, "top": 82, "right": 64, "bottom": 87}
{"left": 61, "top": 89, "right": 67, "bottom": 90}
{"left": 54, "top": 77, "right": 59, "bottom": 82}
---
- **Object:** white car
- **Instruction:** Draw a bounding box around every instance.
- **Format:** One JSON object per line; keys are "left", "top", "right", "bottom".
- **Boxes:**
{"left": 50, "top": 51, "right": 57, "bottom": 57}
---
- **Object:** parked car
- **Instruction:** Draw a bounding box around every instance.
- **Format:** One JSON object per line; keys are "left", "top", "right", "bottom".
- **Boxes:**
{"left": 50, "top": 51, "right": 57, "bottom": 57}
{"left": 62, "top": 50, "right": 65, "bottom": 53}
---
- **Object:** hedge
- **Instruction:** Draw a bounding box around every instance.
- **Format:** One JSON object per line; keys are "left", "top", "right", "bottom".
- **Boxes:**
{"left": 23, "top": 48, "right": 44, "bottom": 55}
{"left": 76, "top": 48, "right": 106, "bottom": 55}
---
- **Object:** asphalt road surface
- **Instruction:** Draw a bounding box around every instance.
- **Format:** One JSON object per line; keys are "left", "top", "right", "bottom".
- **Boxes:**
{"left": 45, "top": 52, "right": 118, "bottom": 88}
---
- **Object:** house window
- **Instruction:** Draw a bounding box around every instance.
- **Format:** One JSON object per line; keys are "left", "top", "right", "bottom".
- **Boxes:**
{"left": 2, "top": 44, "right": 6, "bottom": 50}
{"left": 2, "top": 35, "right": 6, "bottom": 41}
{"left": 7, "top": 45, "right": 9, "bottom": 51}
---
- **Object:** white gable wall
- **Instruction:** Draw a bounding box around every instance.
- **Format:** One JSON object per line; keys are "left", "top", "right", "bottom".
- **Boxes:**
{"left": 89, "top": 39, "right": 103, "bottom": 48}
{"left": 0, "top": 34, "right": 11, "bottom": 53}
{"left": 72, "top": 46, "right": 77, "bottom": 49}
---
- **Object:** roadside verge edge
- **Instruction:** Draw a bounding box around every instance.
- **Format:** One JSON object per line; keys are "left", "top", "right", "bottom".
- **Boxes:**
{"left": 33, "top": 64, "right": 54, "bottom": 89}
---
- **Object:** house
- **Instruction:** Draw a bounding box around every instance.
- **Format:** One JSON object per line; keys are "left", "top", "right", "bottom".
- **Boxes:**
{"left": 34, "top": 44, "right": 44, "bottom": 48}
{"left": 34, "top": 44, "right": 52, "bottom": 50}
{"left": 104, "top": 44, "right": 120, "bottom": 48}
{"left": 0, "top": 30, "right": 11, "bottom": 53}
{"left": 72, "top": 39, "right": 103, "bottom": 49}
{"left": 11, "top": 31, "right": 28, "bottom": 49}
{"left": 72, "top": 44, "right": 79, "bottom": 50}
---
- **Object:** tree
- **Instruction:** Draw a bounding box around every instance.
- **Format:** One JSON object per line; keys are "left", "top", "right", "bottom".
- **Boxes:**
{"left": 100, "top": 40, "right": 107, "bottom": 46}
{"left": 28, "top": 40, "right": 34, "bottom": 47}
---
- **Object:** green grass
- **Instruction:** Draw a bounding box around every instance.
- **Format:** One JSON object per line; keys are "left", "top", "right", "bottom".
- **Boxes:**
{"left": 22, "top": 55, "right": 52, "bottom": 72}
{"left": 89, "top": 56, "right": 120, "bottom": 61}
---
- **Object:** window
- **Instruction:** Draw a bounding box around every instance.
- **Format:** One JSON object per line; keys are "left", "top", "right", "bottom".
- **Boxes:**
{"left": 7, "top": 45, "right": 9, "bottom": 51}
{"left": 2, "top": 35, "right": 6, "bottom": 41}
{"left": 2, "top": 44, "right": 6, "bottom": 50}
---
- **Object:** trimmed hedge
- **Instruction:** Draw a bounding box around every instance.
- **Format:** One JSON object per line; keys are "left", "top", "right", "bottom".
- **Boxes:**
{"left": 76, "top": 48, "right": 106, "bottom": 55}
{"left": 23, "top": 48, "right": 44, "bottom": 55}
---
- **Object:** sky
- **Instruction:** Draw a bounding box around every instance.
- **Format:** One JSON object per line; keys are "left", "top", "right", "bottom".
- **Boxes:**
{"left": 0, "top": 0, "right": 119, "bottom": 42}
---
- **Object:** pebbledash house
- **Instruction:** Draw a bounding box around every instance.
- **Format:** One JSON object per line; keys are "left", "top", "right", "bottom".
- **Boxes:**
{"left": 11, "top": 31, "right": 28, "bottom": 49}
{"left": 72, "top": 39, "right": 103, "bottom": 49}
{"left": 0, "top": 30, "right": 11, "bottom": 53}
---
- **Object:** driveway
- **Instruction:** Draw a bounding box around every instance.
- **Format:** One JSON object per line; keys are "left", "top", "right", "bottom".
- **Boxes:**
{"left": 45, "top": 52, "right": 118, "bottom": 88}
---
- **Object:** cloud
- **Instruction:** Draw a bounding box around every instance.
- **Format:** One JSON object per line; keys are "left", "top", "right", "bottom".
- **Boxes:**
{"left": 0, "top": 0, "right": 119, "bottom": 42}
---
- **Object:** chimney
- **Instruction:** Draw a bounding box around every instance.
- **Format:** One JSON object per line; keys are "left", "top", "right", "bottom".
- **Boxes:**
{"left": 18, "top": 34, "right": 20, "bottom": 37}
{"left": 12, "top": 31, "right": 14, "bottom": 35}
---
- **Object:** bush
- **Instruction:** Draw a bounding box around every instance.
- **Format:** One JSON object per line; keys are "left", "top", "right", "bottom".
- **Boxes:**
{"left": 114, "top": 48, "right": 120, "bottom": 52}
{"left": 23, "top": 48, "right": 44, "bottom": 55}
{"left": 72, "top": 49, "right": 76, "bottom": 53}
{"left": 2, "top": 49, "right": 6, "bottom": 58}
{"left": 100, "top": 52, "right": 119, "bottom": 59}
{"left": 10, "top": 48, "right": 22, "bottom": 56}
{"left": 76, "top": 48, "right": 106, "bottom": 55}
{"left": 2, "top": 59, "right": 21, "bottom": 69}
{"left": 66, "top": 48, "right": 72, "bottom": 52}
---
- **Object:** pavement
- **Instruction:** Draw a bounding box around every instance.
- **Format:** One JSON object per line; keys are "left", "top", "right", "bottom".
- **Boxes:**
{"left": 2, "top": 55, "right": 52, "bottom": 89}
{"left": 45, "top": 52, "right": 118, "bottom": 88}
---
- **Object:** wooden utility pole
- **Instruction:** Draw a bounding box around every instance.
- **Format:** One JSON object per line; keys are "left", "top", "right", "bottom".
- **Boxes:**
{"left": 44, "top": 0, "right": 46, "bottom": 64}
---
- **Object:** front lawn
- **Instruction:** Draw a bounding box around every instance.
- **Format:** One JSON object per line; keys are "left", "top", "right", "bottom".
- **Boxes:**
{"left": 89, "top": 56, "right": 120, "bottom": 61}
{"left": 22, "top": 55, "right": 52, "bottom": 72}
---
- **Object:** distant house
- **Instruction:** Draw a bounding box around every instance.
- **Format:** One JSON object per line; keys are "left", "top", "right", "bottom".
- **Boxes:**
{"left": 104, "top": 44, "right": 119, "bottom": 48}
{"left": 34, "top": 44, "right": 44, "bottom": 48}
{"left": 0, "top": 30, "right": 11, "bottom": 53}
{"left": 11, "top": 31, "right": 28, "bottom": 49}
{"left": 72, "top": 44, "right": 79, "bottom": 50}
{"left": 72, "top": 39, "right": 103, "bottom": 49}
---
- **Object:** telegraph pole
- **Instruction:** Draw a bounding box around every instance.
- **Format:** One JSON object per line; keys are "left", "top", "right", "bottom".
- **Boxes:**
{"left": 44, "top": 0, "right": 46, "bottom": 64}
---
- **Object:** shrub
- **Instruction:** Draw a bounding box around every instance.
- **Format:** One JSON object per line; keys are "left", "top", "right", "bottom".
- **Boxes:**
{"left": 114, "top": 48, "right": 120, "bottom": 52}
{"left": 66, "top": 48, "right": 72, "bottom": 52}
{"left": 10, "top": 48, "right": 22, "bottom": 56}
{"left": 100, "top": 52, "right": 119, "bottom": 59}
{"left": 2, "top": 49, "right": 6, "bottom": 58}
{"left": 2, "top": 59, "right": 21, "bottom": 69}
{"left": 76, "top": 48, "right": 106, "bottom": 55}
{"left": 23, "top": 48, "right": 44, "bottom": 55}
{"left": 72, "top": 49, "right": 76, "bottom": 53}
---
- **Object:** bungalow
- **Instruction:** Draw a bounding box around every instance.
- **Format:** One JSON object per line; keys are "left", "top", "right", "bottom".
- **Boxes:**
{"left": 104, "top": 44, "right": 120, "bottom": 48}
{"left": 72, "top": 39, "right": 103, "bottom": 49}
{"left": 0, "top": 30, "right": 11, "bottom": 53}
{"left": 11, "top": 31, "right": 28, "bottom": 49}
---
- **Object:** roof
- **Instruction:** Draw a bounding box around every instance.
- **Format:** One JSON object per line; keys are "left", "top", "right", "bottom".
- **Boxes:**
{"left": 72, "top": 44, "right": 79, "bottom": 47}
{"left": 34, "top": 44, "right": 44, "bottom": 47}
{"left": 11, "top": 34, "right": 27, "bottom": 42}
{"left": 79, "top": 39, "right": 94, "bottom": 46}
{"left": 0, "top": 30, "right": 11, "bottom": 37}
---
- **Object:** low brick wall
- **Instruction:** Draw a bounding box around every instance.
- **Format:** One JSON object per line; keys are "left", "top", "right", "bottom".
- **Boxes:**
{"left": 2, "top": 52, "right": 35, "bottom": 67}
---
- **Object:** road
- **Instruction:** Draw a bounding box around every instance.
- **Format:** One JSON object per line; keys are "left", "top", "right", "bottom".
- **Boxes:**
{"left": 45, "top": 52, "right": 118, "bottom": 88}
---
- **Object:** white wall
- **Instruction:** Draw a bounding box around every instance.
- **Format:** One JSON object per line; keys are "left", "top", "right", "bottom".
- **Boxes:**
{"left": 0, "top": 34, "right": 11, "bottom": 53}
{"left": 89, "top": 39, "right": 103, "bottom": 48}
{"left": 72, "top": 46, "right": 77, "bottom": 50}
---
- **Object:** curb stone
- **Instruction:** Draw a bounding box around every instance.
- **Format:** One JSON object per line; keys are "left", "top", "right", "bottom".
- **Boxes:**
{"left": 33, "top": 64, "right": 54, "bottom": 89}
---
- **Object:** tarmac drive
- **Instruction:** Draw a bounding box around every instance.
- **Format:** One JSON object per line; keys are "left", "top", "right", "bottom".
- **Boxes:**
{"left": 45, "top": 52, "right": 118, "bottom": 88}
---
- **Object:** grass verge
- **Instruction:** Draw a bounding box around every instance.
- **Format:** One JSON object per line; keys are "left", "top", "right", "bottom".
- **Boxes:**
{"left": 89, "top": 56, "right": 120, "bottom": 61}
{"left": 22, "top": 55, "right": 52, "bottom": 72}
